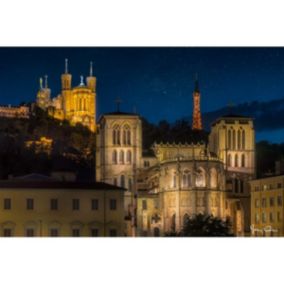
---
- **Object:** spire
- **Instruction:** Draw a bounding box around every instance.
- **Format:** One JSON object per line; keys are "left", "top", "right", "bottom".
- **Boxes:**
{"left": 80, "top": 75, "right": 84, "bottom": 86}
{"left": 39, "top": 77, "right": 43, "bottom": 89}
{"left": 65, "top": 58, "right": 69, "bottom": 74}
{"left": 194, "top": 73, "right": 199, "bottom": 93}
{"left": 44, "top": 75, "right": 48, "bottom": 88}
{"left": 90, "top": 61, "right": 93, "bottom": 77}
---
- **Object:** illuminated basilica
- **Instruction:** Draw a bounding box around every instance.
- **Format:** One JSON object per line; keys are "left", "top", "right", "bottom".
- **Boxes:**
{"left": 36, "top": 59, "right": 96, "bottom": 132}
{"left": 96, "top": 79, "right": 255, "bottom": 237}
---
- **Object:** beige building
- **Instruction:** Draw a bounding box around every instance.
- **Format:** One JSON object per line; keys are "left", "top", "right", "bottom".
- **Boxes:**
{"left": 0, "top": 105, "right": 29, "bottom": 119}
{"left": 36, "top": 59, "right": 96, "bottom": 132}
{"left": 250, "top": 175, "right": 284, "bottom": 236}
{"left": 0, "top": 181, "right": 125, "bottom": 237}
{"left": 209, "top": 114, "right": 256, "bottom": 235}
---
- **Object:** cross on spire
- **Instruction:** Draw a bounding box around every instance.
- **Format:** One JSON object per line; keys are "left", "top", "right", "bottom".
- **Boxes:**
{"left": 115, "top": 97, "right": 122, "bottom": 112}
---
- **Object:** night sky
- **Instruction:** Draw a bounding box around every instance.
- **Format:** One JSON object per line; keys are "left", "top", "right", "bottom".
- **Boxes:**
{"left": 1, "top": 47, "right": 284, "bottom": 142}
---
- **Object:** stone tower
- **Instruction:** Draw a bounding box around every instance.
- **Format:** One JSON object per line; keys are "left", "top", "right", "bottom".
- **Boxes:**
{"left": 192, "top": 76, "right": 202, "bottom": 130}
{"left": 61, "top": 58, "right": 72, "bottom": 118}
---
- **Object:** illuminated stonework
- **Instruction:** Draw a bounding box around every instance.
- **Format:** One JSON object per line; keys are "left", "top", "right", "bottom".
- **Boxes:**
{"left": 36, "top": 60, "right": 96, "bottom": 132}
{"left": 0, "top": 105, "right": 29, "bottom": 119}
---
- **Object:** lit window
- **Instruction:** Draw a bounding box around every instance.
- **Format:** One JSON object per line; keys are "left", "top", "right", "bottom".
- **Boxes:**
{"left": 234, "top": 154, "right": 238, "bottom": 167}
{"left": 119, "top": 150, "right": 124, "bottom": 164}
{"left": 255, "top": 198, "right": 260, "bottom": 208}
{"left": 262, "top": 198, "right": 266, "bottom": 208}
{"left": 112, "top": 150, "right": 117, "bottom": 164}
{"left": 4, "top": 198, "right": 11, "bottom": 210}
{"left": 270, "top": 197, "right": 274, "bottom": 207}
{"left": 241, "top": 154, "right": 245, "bottom": 167}
{"left": 270, "top": 212, "right": 274, "bottom": 222}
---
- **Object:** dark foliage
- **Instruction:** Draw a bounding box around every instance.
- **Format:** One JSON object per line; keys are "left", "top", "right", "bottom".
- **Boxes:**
{"left": 165, "top": 214, "right": 234, "bottom": 237}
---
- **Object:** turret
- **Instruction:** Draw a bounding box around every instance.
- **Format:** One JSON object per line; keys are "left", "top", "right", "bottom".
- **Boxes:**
{"left": 61, "top": 58, "right": 72, "bottom": 90}
{"left": 86, "top": 61, "right": 97, "bottom": 92}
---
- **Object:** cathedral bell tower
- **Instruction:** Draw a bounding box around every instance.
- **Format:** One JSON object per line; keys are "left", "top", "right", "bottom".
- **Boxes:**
{"left": 192, "top": 75, "right": 202, "bottom": 130}
{"left": 61, "top": 59, "right": 72, "bottom": 118}
{"left": 86, "top": 61, "right": 97, "bottom": 92}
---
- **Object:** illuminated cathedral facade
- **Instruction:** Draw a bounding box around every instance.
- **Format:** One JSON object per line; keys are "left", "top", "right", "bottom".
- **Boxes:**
{"left": 96, "top": 78, "right": 255, "bottom": 237}
{"left": 36, "top": 59, "right": 96, "bottom": 132}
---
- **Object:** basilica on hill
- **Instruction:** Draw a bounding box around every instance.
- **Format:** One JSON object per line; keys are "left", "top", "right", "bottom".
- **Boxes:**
{"left": 35, "top": 60, "right": 255, "bottom": 237}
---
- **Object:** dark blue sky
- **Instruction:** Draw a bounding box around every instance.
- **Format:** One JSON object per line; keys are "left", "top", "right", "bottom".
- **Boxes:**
{"left": 1, "top": 47, "right": 284, "bottom": 141}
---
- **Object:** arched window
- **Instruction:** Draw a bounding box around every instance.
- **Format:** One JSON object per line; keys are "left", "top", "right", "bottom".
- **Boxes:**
{"left": 182, "top": 174, "right": 187, "bottom": 188}
{"left": 182, "top": 170, "right": 192, "bottom": 188}
{"left": 112, "top": 150, "right": 117, "bottom": 164}
{"left": 196, "top": 167, "right": 206, "bottom": 187}
{"left": 241, "top": 153, "right": 245, "bottom": 167}
{"left": 242, "top": 130, "right": 245, "bottom": 149}
{"left": 123, "top": 125, "right": 131, "bottom": 145}
{"left": 187, "top": 174, "right": 192, "bottom": 187}
{"left": 126, "top": 150, "right": 132, "bottom": 164}
{"left": 228, "top": 129, "right": 232, "bottom": 149}
{"left": 232, "top": 129, "right": 236, "bottom": 150}
{"left": 121, "top": 175, "right": 125, "bottom": 188}
{"left": 237, "top": 129, "right": 241, "bottom": 150}
{"left": 112, "top": 125, "right": 120, "bottom": 145}
{"left": 119, "top": 150, "right": 124, "bottom": 164}
{"left": 235, "top": 154, "right": 238, "bottom": 167}
{"left": 183, "top": 214, "right": 190, "bottom": 227}
{"left": 228, "top": 154, "right": 231, "bottom": 167}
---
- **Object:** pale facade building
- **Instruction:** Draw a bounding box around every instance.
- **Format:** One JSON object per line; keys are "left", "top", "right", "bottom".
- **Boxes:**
{"left": 0, "top": 180, "right": 125, "bottom": 237}
{"left": 0, "top": 105, "right": 29, "bottom": 119}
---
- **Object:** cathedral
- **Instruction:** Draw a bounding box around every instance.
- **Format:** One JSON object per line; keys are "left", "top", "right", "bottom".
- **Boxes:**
{"left": 95, "top": 77, "right": 256, "bottom": 237}
{"left": 36, "top": 59, "right": 97, "bottom": 132}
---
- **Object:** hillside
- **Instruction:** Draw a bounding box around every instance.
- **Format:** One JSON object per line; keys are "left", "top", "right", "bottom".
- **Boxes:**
{"left": 0, "top": 107, "right": 96, "bottom": 180}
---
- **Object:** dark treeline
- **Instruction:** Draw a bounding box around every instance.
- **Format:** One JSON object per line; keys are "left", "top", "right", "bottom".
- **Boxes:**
{"left": 0, "top": 107, "right": 95, "bottom": 180}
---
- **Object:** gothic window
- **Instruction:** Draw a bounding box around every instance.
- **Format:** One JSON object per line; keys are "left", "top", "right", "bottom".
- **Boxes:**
{"left": 228, "top": 129, "right": 232, "bottom": 149}
{"left": 237, "top": 129, "right": 241, "bottom": 150}
{"left": 182, "top": 174, "right": 187, "bottom": 188}
{"left": 232, "top": 129, "right": 236, "bottom": 150}
{"left": 235, "top": 153, "right": 238, "bottom": 167}
{"left": 122, "top": 125, "right": 131, "bottom": 145}
{"left": 112, "top": 125, "right": 120, "bottom": 145}
{"left": 241, "top": 153, "right": 245, "bottom": 167}
{"left": 126, "top": 150, "right": 132, "bottom": 164}
{"left": 121, "top": 175, "right": 125, "bottom": 188}
{"left": 228, "top": 154, "right": 232, "bottom": 167}
{"left": 119, "top": 150, "right": 124, "bottom": 164}
{"left": 112, "top": 150, "right": 117, "bottom": 164}
{"left": 196, "top": 167, "right": 206, "bottom": 187}
{"left": 242, "top": 130, "right": 245, "bottom": 149}
{"left": 182, "top": 170, "right": 192, "bottom": 188}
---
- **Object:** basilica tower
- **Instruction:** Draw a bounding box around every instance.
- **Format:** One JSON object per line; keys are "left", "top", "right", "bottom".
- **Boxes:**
{"left": 192, "top": 76, "right": 202, "bottom": 130}
{"left": 61, "top": 58, "right": 72, "bottom": 117}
